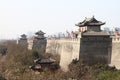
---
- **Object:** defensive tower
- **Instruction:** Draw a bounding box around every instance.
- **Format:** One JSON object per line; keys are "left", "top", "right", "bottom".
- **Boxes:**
{"left": 28, "top": 30, "right": 47, "bottom": 53}
{"left": 76, "top": 16, "right": 112, "bottom": 65}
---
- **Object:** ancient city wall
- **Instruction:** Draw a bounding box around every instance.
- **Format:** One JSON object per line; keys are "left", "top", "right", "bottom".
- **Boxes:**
{"left": 19, "top": 35, "right": 120, "bottom": 70}
{"left": 46, "top": 38, "right": 80, "bottom": 71}
{"left": 27, "top": 39, "right": 34, "bottom": 50}
{"left": 46, "top": 39, "right": 63, "bottom": 54}
{"left": 110, "top": 37, "right": 120, "bottom": 69}
{"left": 46, "top": 37, "right": 113, "bottom": 71}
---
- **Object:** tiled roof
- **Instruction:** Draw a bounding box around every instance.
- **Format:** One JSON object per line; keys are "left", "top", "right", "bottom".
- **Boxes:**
{"left": 35, "top": 30, "right": 45, "bottom": 35}
{"left": 40, "top": 58, "right": 55, "bottom": 63}
{"left": 34, "top": 58, "right": 56, "bottom": 64}
{"left": 21, "top": 34, "right": 27, "bottom": 37}
{"left": 76, "top": 16, "right": 105, "bottom": 27}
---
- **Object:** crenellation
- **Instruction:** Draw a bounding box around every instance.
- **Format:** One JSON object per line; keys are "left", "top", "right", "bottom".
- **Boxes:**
{"left": 47, "top": 38, "right": 79, "bottom": 43}
{"left": 112, "top": 37, "right": 120, "bottom": 43}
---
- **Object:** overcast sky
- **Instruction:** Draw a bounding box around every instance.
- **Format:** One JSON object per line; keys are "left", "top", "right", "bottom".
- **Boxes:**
{"left": 0, "top": 0, "right": 120, "bottom": 39}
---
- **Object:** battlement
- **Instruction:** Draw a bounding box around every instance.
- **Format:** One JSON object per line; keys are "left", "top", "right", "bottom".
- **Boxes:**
{"left": 47, "top": 36, "right": 120, "bottom": 43}
{"left": 47, "top": 38, "right": 80, "bottom": 43}
{"left": 112, "top": 36, "right": 120, "bottom": 43}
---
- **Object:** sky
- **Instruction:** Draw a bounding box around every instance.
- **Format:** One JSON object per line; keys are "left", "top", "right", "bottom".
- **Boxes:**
{"left": 0, "top": 0, "right": 120, "bottom": 39}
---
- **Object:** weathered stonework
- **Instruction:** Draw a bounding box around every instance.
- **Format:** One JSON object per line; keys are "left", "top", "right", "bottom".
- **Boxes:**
{"left": 80, "top": 36, "right": 112, "bottom": 65}
{"left": 110, "top": 37, "right": 120, "bottom": 69}
{"left": 46, "top": 39, "right": 62, "bottom": 54}
{"left": 18, "top": 34, "right": 120, "bottom": 71}
{"left": 46, "top": 38, "right": 80, "bottom": 71}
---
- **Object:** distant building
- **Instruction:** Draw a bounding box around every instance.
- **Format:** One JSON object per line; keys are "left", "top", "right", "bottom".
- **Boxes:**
{"left": 17, "top": 34, "right": 28, "bottom": 46}
{"left": 27, "top": 30, "right": 47, "bottom": 53}
{"left": 29, "top": 58, "right": 58, "bottom": 72}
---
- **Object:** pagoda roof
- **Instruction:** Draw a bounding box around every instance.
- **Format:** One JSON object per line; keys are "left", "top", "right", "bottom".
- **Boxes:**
{"left": 34, "top": 58, "right": 56, "bottom": 64}
{"left": 35, "top": 30, "right": 45, "bottom": 35}
{"left": 21, "top": 34, "right": 27, "bottom": 37}
{"left": 75, "top": 16, "right": 105, "bottom": 27}
{"left": 40, "top": 58, "right": 55, "bottom": 64}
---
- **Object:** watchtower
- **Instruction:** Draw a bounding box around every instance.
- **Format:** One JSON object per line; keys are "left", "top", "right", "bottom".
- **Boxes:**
{"left": 76, "top": 16, "right": 112, "bottom": 65}
{"left": 28, "top": 30, "right": 47, "bottom": 53}
{"left": 17, "top": 34, "right": 28, "bottom": 47}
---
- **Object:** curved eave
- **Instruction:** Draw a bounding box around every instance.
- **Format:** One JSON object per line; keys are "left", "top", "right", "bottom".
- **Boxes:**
{"left": 75, "top": 22, "right": 105, "bottom": 27}
{"left": 75, "top": 24, "right": 85, "bottom": 27}
{"left": 21, "top": 34, "right": 26, "bottom": 37}
{"left": 87, "top": 22, "right": 106, "bottom": 26}
{"left": 35, "top": 32, "right": 45, "bottom": 35}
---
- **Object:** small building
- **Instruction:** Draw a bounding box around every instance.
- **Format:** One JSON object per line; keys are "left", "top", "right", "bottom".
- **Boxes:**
{"left": 34, "top": 58, "right": 56, "bottom": 68}
{"left": 30, "top": 58, "right": 58, "bottom": 72}
{"left": 76, "top": 16, "right": 112, "bottom": 65}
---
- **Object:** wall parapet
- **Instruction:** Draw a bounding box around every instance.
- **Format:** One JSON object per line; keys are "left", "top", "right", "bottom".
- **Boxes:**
{"left": 112, "top": 36, "right": 120, "bottom": 43}
{"left": 47, "top": 38, "right": 80, "bottom": 43}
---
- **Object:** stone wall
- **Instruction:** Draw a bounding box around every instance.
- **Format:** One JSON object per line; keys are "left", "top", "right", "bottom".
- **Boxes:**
{"left": 27, "top": 39, "right": 34, "bottom": 50}
{"left": 46, "top": 39, "right": 62, "bottom": 54}
{"left": 46, "top": 37, "right": 113, "bottom": 71}
{"left": 80, "top": 36, "right": 112, "bottom": 65}
{"left": 60, "top": 39, "right": 80, "bottom": 71}
{"left": 19, "top": 35, "right": 120, "bottom": 70}
{"left": 46, "top": 38, "right": 80, "bottom": 71}
{"left": 110, "top": 37, "right": 120, "bottom": 69}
